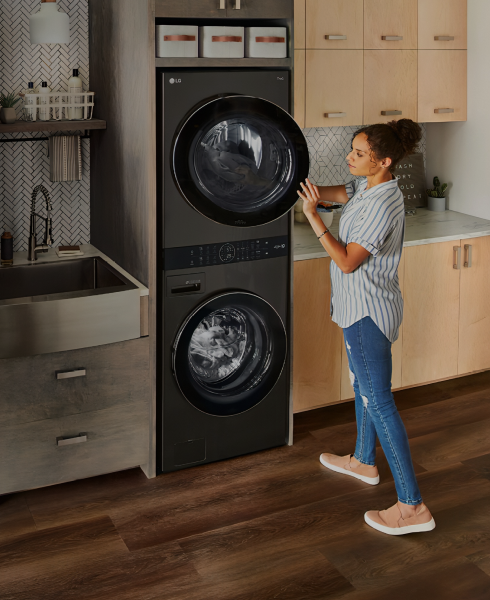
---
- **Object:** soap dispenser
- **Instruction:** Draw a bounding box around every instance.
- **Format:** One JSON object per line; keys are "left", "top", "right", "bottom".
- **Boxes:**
{"left": 23, "top": 82, "right": 37, "bottom": 122}
{"left": 38, "top": 81, "right": 50, "bottom": 121}
{"left": 68, "top": 69, "right": 83, "bottom": 120}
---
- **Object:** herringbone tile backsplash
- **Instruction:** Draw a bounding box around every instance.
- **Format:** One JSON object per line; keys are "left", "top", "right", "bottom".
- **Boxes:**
{"left": 0, "top": 0, "right": 90, "bottom": 251}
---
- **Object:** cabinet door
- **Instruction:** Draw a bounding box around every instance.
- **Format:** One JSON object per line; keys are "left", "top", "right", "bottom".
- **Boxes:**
{"left": 306, "top": 0, "right": 363, "bottom": 50}
{"left": 364, "top": 0, "right": 417, "bottom": 50}
{"left": 459, "top": 237, "right": 490, "bottom": 374}
{"left": 418, "top": 0, "right": 467, "bottom": 50}
{"left": 340, "top": 252, "right": 404, "bottom": 400}
{"left": 227, "top": 0, "right": 292, "bottom": 18}
{"left": 305, "top": 50, "right": 363, "bottom": 128}
{"left": 155, "top": 0, "right": 227, "bottom": 18}
{"left": 418, "top": 50, "right": 467, "bottom": 122}
{"left": 364, "top": 50, "right": 417, "bottom": 125}
{"left": 294, "top": 50, "right": 306, "bottom": 128}
{"left": 402, "top": 242, "right": 460, "bottom": 388}
{"left": 294, "top": 0, "right": 306, "bottom": 49}
{"left": 293, "top": 258, "right": 343, "bottom": 412}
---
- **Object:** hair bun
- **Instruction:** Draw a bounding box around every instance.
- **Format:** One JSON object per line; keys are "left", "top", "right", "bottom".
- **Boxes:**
{"left": 388, "top": 119, "right": 422, "bottom": 157}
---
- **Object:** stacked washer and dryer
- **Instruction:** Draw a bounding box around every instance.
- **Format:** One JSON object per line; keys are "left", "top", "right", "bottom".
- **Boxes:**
{"left": 158, "top": 69, "right": 309, "bottom": 474}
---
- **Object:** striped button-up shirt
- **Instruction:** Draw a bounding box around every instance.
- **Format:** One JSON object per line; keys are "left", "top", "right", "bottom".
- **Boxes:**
{"left": 330, "top": 176, "right": 405, "bottom": 343}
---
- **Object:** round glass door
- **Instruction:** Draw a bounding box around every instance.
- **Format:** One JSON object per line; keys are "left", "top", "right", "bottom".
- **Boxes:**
{"left": 173, "top": 95, "right": 309, "bottom": 227}
{"left": 172, "top": 292, "right": 287, "bottom": 416}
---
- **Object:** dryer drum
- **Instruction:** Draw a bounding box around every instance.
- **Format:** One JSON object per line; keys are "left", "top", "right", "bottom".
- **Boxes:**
{"left": 172, "top": 95, "right": 309, "bottom": 227}
{"left": 172, "top": 292, "right": 287, "bottom": 416}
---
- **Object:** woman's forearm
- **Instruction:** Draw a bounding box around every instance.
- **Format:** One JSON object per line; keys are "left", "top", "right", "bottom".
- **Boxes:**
{"left": 306, "top": 212, "right": 350, "bottom": 270}
{"left": 317, "top": 184, "right": 350, "bottom": 205}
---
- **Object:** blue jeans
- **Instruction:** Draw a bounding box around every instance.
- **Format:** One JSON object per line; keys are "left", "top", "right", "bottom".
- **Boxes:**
{"left": 343, "top": 316, "right": 422, "bottom": 505}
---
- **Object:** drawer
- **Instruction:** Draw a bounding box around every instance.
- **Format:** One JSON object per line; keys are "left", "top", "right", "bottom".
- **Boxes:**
{"left": 0, "top": 338, "right": 149, "bottom": 427}
{"left": 0, "top": 401, "right": 149, "bottom": 495}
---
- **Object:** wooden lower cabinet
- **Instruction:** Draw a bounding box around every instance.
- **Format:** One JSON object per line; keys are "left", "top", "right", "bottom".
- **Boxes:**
{"left": 458, "top": 236, "right": 490, "bottom": 374}
{"left": 293, "top": 258, "right": 343, "bottom": 412}
{"left": 402, "top": 242, "right": 461, "bottom": 387}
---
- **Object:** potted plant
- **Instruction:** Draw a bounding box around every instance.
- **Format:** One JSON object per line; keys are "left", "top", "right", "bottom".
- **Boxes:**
{"left": 427, "top": 176, "right": 448, "bottom": 212}
{"left": 0, "top": 91, "right": 21, "bottom": 124}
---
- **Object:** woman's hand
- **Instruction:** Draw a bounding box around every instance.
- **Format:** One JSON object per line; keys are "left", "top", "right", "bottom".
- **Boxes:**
{"left": 297, "top": 179, "right": 321, "bottom": 217}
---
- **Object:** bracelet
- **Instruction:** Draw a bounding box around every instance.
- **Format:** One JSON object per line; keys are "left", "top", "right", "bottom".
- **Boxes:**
{"left": 318, "top": 228, "right": 329, "bottom": 240}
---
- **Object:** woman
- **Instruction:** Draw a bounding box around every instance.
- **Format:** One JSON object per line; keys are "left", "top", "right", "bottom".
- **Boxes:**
{"left": 297, "top": 119, "right": 436, "bottom": 536}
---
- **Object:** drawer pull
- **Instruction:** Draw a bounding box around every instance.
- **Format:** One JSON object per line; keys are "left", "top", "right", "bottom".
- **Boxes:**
{"left": 256, "top": 37, "right": 285, "bottom": 43}
{"left": 434, "top": 108, "right": 455, "bottom": 114}
{"left": 325, "top": 35, "right": 347, "bottom": 40}
{"left": 164, "top": 35, "right": 196, "bottom": 42}
{"left": 212, "top": 36, "right": 243, "bottom": 43}
{"left": 324, "top": 112, "right": 346, "bottom": 118}
{"left": 434, "top": 36, "right": 455, "bottom": 41}
{"left": 56, "top": 369, "right": 86, "bottom": 380}
{"left": 382, "top": 36, "right": 403, "bottom": 41}
{"left": 219, "top": 0, "right": 225, "bottom": 9}
{"left": 464, "top": 244, "right": 473, "bottom": 268}
{"left": 453, "top": 246, "right": 461, "bottom": 270}
{"left": 57, "top": 433, "right": 88, "bottom": 447}
{"left": 233, "top": 0, "right": 241, "bottom": 8}
{"left": 381, "top": 110, "right": 402, "bottom": 116}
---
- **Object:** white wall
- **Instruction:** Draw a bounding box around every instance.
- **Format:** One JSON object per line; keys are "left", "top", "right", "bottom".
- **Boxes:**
{"left": 426, "top": 0, "right": 490, "bottom": 219}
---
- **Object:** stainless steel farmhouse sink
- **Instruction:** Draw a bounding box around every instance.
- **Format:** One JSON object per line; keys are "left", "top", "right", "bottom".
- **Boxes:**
{"left": 0, "top": 257, "right": 141, "bottom": 359}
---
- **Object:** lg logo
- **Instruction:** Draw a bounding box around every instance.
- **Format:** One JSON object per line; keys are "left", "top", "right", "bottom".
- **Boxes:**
{"left": 169, "top": 78, "right": 182, "bottom": 84}
{"left": 277, "top": 77, "right": 284, "bottom": 81}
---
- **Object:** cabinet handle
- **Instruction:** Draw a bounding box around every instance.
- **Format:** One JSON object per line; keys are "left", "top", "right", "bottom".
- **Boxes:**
{"left": 56, "top": 368, "right": 86, "bottom": 380}
{"left": 233, "top": 0, "right": 241, "bottom": 8}
{"left": 434, "top": 36, "right": 455, "bottom": 41}
{"left": 464, "top": 244, "right": 473, "bottom": 268}
{"left": 219, "top": 0, "right": 226, "bottom": 9}
{"left": 57, "top": 433, "right": 88, "bottom": 447}
{"left": 324, "top": 112, "right": 346, "bottom": 118}
{"left": 434, "top": 108, "right": 455, "bottom": 114}
{"left": 325, "top": 35, "right": 347, "bottom": 40}
{"left": 382, "top": 36, "right": 403, "bottom": 41}
{"left": 381, "top": 110, "right": 402, "bottom": 116}
{"left": 453, "top": 246, "right": 461, "bottom": 270}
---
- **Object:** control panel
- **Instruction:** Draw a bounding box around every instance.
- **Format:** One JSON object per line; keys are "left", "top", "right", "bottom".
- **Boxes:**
{"left": 164, "top": 235, "right": 288, "bottom": 271}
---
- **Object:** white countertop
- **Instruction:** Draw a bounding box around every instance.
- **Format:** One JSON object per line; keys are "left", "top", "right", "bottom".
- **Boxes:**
{"left": 6, "top": 244, "right": 149, "bottom": 296}
{"left": 294, "top": 208, "right": 490, "bottom": 261}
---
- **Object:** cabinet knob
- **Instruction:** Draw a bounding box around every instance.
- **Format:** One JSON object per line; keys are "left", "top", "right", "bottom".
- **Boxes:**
{"left": 381, "top": 110, "right": 402, "bottom": 116}
{"left": 56, "top": 368, "right": 86, "bottom": 380}
{"left": 464, "top": 244, "right": 473, "bottom": 268}
{"left": 434, "top": 36, "right": 455, "bottom": 41}
{"left": 453, "top": 246, "right": 461, "bottom": 270}
{"left": 57, "top": 433, "right": 88, "bottom": 447}
{"left": 434, "top": 108, "right": 455, "bottom": 114}
{"left": 325, "top": 35, "right": 347, "bottom": 40}
{"left": 324, "top": 112, "right": 346, "bottom": 118}
{"left": 382, "top": 36, "right": 403, "bottom": 41}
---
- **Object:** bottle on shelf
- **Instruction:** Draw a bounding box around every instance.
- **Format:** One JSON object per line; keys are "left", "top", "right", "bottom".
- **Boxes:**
{"left": 68, "top": 68, "right": 83, "bottom": 120}
{"left": 38, "top": 81, "right": 51, "bottom": 121}
{"left": 1, "top": 232, "right": 14, "bottom": 266}
{"left": 23, "top": 82, "right": 37, "bottom": 122}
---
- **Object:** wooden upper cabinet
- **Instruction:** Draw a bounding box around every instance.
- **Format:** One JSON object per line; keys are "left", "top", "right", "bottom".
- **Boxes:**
{"left": 418, "top": 50, "right": 467, "bottom": 122}
{"left": 306, "top": 0, "right": 363, "bottom": 50}
{"left": 294, "top": 0, "right": 306, "bottom": 48}
{"left": 418, "top": 0, "right": 467, "bottom": 49}
{"left": 305, "top": 50, "right": 363, "bottom": 128}
{"left": 364, "top": 50, "right": 417, "bottom": 124}
{"left": 458, "top": 236, "right": 490, "bottom": 375}
{"left": 364, "top": 0, "right": 417, "bottom": 50}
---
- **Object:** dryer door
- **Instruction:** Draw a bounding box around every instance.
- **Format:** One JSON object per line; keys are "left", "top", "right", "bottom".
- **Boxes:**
{"left": 172, "top": 292, "right": 287, "bottom": 416}
{"left": 172, "top": 95, "right": 309, "bottom": 227}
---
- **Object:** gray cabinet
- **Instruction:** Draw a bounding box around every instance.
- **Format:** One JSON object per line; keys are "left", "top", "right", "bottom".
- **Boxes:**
{"left": 0, "top": 338, "right": 150, "bottom": 495}
{"left": 155, "top": 0, "right": 227, "bottom": 18}
{"left": 155, "top": 0, "right": 292, "bottom": 18}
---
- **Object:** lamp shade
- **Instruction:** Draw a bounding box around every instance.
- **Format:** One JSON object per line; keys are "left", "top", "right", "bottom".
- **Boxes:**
{"left": 30, "top": 0, "right": 70, "bottom": 45}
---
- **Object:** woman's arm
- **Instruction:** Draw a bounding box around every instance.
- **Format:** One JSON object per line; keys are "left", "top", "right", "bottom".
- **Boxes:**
{"left": 316, "top": 184, "right": 350, "bottom": 205}
{"left": 298, "top": 179, "right": 371, "bottom": 274}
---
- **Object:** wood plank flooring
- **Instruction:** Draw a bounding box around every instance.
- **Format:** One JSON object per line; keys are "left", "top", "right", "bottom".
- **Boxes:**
{"left": 1, "top": 371, "right": 490, "bottom": 599}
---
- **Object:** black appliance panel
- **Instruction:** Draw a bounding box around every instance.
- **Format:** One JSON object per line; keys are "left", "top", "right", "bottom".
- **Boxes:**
{"left": 164, "top": 235, "right": 288, "bottom": 271}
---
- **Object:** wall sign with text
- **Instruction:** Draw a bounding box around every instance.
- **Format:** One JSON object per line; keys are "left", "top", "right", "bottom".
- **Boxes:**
{"left": 395, "top": 153, "right": 427, "bottom": 208}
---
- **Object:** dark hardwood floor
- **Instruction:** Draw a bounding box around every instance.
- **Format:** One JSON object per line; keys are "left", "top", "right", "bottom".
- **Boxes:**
{"left": 2, "top": 372, "right": 490, "bottom": 599}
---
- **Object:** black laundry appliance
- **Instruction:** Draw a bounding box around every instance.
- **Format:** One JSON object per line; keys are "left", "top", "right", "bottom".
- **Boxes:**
{"left": 158, "top": 69, "right": 309, "bottom": 474}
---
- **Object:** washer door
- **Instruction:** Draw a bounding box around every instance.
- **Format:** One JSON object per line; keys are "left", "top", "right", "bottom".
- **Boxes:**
{"left": 172, "top": 292, "right": 287, "bottom": 416}
{"left": 172, "top": 95, "right": 309, "bottom": 227}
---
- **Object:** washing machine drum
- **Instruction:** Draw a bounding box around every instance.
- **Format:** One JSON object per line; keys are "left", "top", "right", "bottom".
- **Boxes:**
{"left": 173, "top": 95, "right": 309, "bottom": 227}
{"left": 172, "top": 292, "right": 287, "bottom": 416}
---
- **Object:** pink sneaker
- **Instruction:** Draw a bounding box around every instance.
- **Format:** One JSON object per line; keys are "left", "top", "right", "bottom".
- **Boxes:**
{"left": 319, "top": 453, "right": 380, "bottom": 485}
{"left": 364, "top": 502, "right": 436, "bottom": 535}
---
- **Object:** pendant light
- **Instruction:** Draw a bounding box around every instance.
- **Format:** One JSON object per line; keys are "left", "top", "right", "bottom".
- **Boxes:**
{"left": 30, "top": 0, "right": 70, "bottom": 45}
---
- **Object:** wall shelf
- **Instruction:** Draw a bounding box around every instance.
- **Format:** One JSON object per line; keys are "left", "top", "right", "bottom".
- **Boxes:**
{"left": 0, "top": 118, "right": 107, "bottom": 135}
{"left": 155, "top": 57, "right": 292, "bottom": 68}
